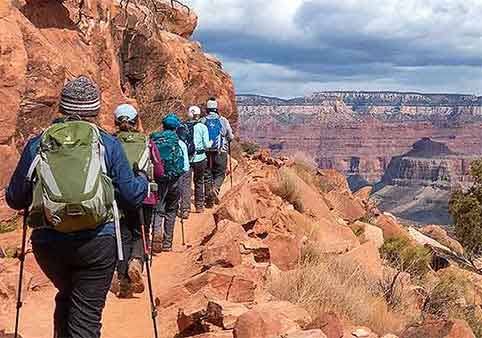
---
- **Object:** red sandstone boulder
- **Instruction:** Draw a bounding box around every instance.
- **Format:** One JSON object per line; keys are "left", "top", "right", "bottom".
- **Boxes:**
{"left": 420, "top": 225, "right": 464, "bottom": 255}
{"left": 233, "top": 301, "right": 311, "bottom": 338}
{"left": 350, "top": 221, "right": 384, "bottom": 249}
{"left": 373, "top": 214, "right": 410, "bottom": 241}
{"left": 401, "top": 320, "right": 475, "bottom": 338}
{"left": 306, "top": 311, "right": 344, "bottom": 338}
{"left": 265, "top": 233, "right": 301, "bottom": 271}
{"left": 206, "top": 300, "right": 249, "bottom": 330}
{"left": 285, "top": 330, "right": 328, "bottom": 338}
{"left": 336, "top": 241, "right": 383, "bottom": 281}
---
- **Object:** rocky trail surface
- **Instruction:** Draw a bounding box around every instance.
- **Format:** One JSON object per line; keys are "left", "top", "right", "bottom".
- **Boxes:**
{"left": 1, "top": 152, "right": 481, "bottom": 338}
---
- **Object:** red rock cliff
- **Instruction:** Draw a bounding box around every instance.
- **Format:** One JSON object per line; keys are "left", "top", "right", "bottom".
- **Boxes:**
{"left": 0, "top": 0, "right": 237, "bottom": 221}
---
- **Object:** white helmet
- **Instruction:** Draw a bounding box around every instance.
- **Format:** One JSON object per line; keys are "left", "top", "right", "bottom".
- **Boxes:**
{"left": 188, "top": 105, "right": 201, "bottom": 119}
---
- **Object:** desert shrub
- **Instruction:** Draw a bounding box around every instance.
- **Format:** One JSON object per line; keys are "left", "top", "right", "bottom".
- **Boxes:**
{"left": 240, "top": 141, "right": 260, "bottom": 155}
{"left": 229, "top": 139, "right": 244, "bottom": 161}
{"left": 449, "top": 160, "right": 482, "bottom": 259}
{"left": 0, "top": 218, "right": 18, "bottom": 234}
{"left": 270, "top": 167, "right": 304, "bottom": 213}
{"left": 291, "top": 158, "right": 336, "bottom": 194}
{"left": 423, "top": 269, "right": 468, "bottom": 319}
{"left": 422, "top": 269, "right": 482, "bottom": 336}
{"left": 269, "top": 255, "right": 408, "bottom": 335}
{"left": 381, "top": 237, "right": 432, "bottom": 277}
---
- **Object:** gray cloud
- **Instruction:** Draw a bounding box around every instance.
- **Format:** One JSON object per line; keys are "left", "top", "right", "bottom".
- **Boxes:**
{"left": 184, "top": 0, "right": 482, "bottom": 97}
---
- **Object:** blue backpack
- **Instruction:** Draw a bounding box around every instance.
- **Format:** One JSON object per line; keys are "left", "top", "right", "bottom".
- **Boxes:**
{"left": 205, "top": 117, "right": 223, "bottom": 151}
{"left": 150, "top": 130, "right": 184, "bottom": 180}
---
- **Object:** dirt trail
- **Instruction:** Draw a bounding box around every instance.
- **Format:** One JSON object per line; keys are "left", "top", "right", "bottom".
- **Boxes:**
{"left": 1, "top": 209, "right": 217, "bottom": 338}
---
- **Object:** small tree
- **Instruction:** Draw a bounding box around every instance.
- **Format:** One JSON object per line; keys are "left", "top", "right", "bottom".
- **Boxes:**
{"left": 449, "top": 160, "right": 482, "bottom": 260}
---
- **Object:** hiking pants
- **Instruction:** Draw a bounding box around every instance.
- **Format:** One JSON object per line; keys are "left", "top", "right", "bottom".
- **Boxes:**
{"left": 205, "top": 152, "right": 228, "bottom": 204}
{"left": 179, "top": 168, "right": 192, "bottom": 212}
{"left": 153, "top": 178, "right": 180, "bottom": 249}
{"left": 179, "top": 159, "right": 208, "bottom": 210}
{"left": 32, "top": 236, "right": 116, "bottom": 338}
{"left": 117, "top": 206, "right": 153, "bottom": 280}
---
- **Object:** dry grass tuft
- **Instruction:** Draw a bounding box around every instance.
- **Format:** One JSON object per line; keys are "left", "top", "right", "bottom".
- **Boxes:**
{"left": 269, "top": 254, "right": 409, "bottom": 335}
{"left": 271, "top": 167, "right": 304, "bottom": 213}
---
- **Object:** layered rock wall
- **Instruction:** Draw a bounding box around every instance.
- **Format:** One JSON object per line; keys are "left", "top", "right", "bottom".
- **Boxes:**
{"left": 239, "top": 93, "right": 482, "bottom": 184}
{"left": 0, "top": 0, "right": 237, "bottom": 221}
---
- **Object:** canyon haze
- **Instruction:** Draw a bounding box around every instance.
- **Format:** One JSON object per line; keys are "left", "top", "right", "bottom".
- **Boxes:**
{"left": 238, "top": 91, "right": 482, "bottom": 225}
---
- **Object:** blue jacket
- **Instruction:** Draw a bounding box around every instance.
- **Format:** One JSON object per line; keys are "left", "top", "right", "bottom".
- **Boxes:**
{"left": 191, "top": 122, "right": 212, "bottom": 163}
{"left": 6, "top": 127, "right": 148, "bottom": 242}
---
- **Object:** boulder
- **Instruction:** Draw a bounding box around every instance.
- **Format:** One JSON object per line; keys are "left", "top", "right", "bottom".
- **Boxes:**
{"left": 353, "top": 186, "right": 373, "bottom": 204}
{"left": 350, "top": 221, "right": 384, "bottom": 249}
{"left": 215, "top": 182, "right": 282, "bottom": 225}
{"left": 420, "top": 225, "right": 464, "bottom": 255}
{"left": 401, "top": 320, "right": 475, "bottom": 338}
{"left": 206, "top": 300, "right": 249, "bottom": 330}
{"left": 265, "top": 233, "right": 301, "bottom": 271}
{"left": 240, "top": 238, "right": 270, "bottom": 264}
{"left": 306, "top": 312, "right": 344, "bottom": 338}
{"left": 407, "top": 228, "right": 452, "bottom": 253}
{"left": 233, "top": 301, "right": 311, "bottom": 338}
{"left": 373, "top": 214, "right": 410, "bottom": 241}
{"left": 336, "top": 241, "right": 383, "bottom": 281}
{"left": 285, "top": 330, "right": 328, "bottom": 338}
{"left": 191, "top": 333, "right": 234, "bottom": 338}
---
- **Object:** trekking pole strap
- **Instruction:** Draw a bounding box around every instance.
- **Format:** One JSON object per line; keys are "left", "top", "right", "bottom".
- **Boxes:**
{"left": 112, "top": 201, "right": 124, "bottom": 261}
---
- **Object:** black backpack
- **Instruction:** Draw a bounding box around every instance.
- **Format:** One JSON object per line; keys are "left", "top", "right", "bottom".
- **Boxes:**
{"left": 177, "top": 121, "right": 196, "bottom": 159}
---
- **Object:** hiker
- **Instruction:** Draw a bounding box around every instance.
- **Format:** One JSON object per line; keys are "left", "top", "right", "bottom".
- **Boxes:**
{"left": 6, "top": 76, "right": 148, "bottom": 338}
{"left": 178, "top": 106, "right": 212, "bottom": 217}
{"left": 111, "top": 104, "right": 162, "bottom": 298}
{"left": 150, "top": 114, "right": 189, "bottom": 252}
{"left": 202, "top": 97, "right": 234, "bottom": 208}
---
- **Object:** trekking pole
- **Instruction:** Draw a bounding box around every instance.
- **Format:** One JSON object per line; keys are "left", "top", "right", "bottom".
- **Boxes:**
{"left": 228, "top": 141, "right": 233, "bottom": 189}
{"left": 181, "top": 217, "right": 185, "bottom": 247}
{"left": 139, "top": 208, "right": 159, "bottom": 338}
{"left": 14, "top": 207, "right": 29, "bottom": 338}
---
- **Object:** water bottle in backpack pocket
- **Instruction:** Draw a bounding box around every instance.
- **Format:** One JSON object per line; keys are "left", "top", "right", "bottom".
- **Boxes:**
{"left": 150, "top": 130, "right": 185, "bottom": 180}
{"left": 205, "top": 118, "right": 223, "bottom": 152}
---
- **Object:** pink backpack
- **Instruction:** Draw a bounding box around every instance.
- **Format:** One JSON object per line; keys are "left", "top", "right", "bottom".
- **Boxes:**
{"left": 143, "top": 139, "right": 164, "bottom": 206}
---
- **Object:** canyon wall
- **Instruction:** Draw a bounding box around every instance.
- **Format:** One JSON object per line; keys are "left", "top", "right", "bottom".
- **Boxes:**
{"left": 0, "top": 0, "right": 237, "bottom": 221}
{"left": 239, "top": 93, "right": 482, "bottom": 183}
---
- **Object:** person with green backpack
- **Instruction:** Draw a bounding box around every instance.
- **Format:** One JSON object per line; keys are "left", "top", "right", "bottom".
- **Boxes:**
{"left": 6, "top": 76, "right": 148, "bottom": 338}
{"left": 111, "top": 104, "right": 163, "bottom": 298}
{"left": 150, "top": 114, "right": 189, "bottom": 252}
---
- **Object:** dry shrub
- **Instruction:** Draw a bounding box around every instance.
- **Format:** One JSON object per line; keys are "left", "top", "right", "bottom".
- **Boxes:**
{"left": 381, "top": 237, "right": 432, "bottom": 278}
{"left": 271, "top": 167, "right": 304, "bottom": 213}
{"left": 422, "top": 269, "right": 482, "bottom": 336}
{"left": 269, "top": 254, "right": 408, "bottom": 335}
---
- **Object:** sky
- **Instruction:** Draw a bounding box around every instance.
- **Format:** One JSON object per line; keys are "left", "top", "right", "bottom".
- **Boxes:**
{"left": 183, "top": 0, "right": 482, "bottom": 98}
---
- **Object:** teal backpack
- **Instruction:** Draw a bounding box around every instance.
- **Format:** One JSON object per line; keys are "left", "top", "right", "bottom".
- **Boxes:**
{"left": 26, "top": 121, "right": 116, "bottom": 233}
{"left": 150, "top": 130, "right": 185, "bottom": 180}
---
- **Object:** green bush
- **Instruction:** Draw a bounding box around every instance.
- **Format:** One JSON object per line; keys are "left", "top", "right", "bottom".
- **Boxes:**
{"left": 449, "top": 159, "right": 482, "bottom": 258}
{"left": 240, "top": 141, "right": 260, "bottom": 155}
{"left": 381, "top": 237, "right": 432, "bottom": 277}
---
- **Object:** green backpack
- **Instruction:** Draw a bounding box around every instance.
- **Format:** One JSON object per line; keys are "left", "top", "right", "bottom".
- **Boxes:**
{"left": 27, "top": 121, "right": 116, "bottom": 233}
{"left": 116, "top": 131, "right": 152, "bottom": 177}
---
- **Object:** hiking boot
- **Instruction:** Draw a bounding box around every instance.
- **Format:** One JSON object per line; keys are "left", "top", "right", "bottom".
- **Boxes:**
{"left": 152, "top": 233, "right": 163, "bottom": 254}
{"left": 128, "top": 258, "right": 145, "bottom": 294}
{"left": 178, "top": 209, "right": 190, "bottom": 220}
{"left": 162, "top": 246, "right": 173, "bottom": 252}
{"left": 205, "top": 201, "right": 214, "bottom": 209}
{"left": 118, "top": 277, "right": 133, "bottom": 299}
{"left": 110, "top": 271, "right": 120, "bottom": 295}
{"left": 195, "top": 207, "right": 204, "bottom": 214}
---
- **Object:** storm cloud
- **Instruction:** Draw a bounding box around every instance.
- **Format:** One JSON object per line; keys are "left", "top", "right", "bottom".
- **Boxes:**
{"left": 184, "top": 0, "right": 482, "bottom": 97}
